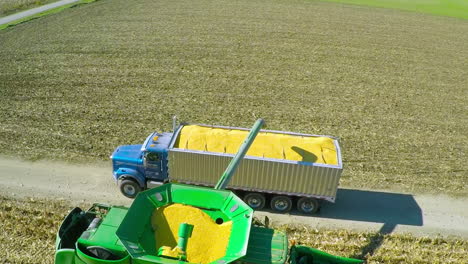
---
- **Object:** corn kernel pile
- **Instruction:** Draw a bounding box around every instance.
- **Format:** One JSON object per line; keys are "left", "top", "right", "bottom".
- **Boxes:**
{"left": 176, "top": 125, "right": 338, "bottom": 165}
{"left": 151, "top": 203, "right": 232, "bottom": 263}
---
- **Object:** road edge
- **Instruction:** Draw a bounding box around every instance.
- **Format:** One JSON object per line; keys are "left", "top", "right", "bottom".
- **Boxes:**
{"left": 0, "top": 0, "right": 98, "bottom": 30}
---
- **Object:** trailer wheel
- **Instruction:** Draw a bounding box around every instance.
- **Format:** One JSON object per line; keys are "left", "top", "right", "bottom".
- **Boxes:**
{"left": 297, "top": 197, "right": 320, "bottom": 214}
{"left": 119, "top": 179, "right": 141, "bottom": 198}
{"left": 243, "top": 193, "right": 266, "bottom": 210}
{"left": 270, "top": 196, "right": 292, "bottom": 213}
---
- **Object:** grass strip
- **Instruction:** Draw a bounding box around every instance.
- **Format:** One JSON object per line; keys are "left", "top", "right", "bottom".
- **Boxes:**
{"left": 318, "top": 0, "right": 468, "bottom": 20}
{"left": 285, "top": 225, "right": 468, "bottom": 263}
{"left": 1, "top": 195, "right": 467, "bottom": 264}
{"left": 0, "top": 0, "right": 97, "bottom": 30}
{"left": 0, "top": 0, "right": 58, "bottom": 18}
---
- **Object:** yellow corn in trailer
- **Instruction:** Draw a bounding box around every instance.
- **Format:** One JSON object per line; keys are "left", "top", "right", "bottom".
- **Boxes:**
{"left": 167, "top": 123, "right": 343, "bottom": 214}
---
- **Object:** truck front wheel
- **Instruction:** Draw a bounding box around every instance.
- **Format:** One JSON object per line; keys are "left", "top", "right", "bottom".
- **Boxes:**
{"left": 243, "top": 193, "right": 266, "bottom": 210}
{"left": 297, "top": 197, "right": 320, "bottom": 214}
{"left": 119, "top": 179, "right": 141, "bottom": 198}
{"left": 270, "top": 196, "right": 292, "bottom": 213}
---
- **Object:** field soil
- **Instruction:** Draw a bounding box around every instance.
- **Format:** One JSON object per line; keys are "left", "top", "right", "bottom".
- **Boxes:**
{"left": 1, "top": 156, "right": 467, "bottom": 238}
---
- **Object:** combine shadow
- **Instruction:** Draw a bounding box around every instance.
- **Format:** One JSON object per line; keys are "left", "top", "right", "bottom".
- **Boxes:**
{"left": 291, "top": 146, "right": 318, "bottom": 163}
{"left": 352, "top": 222, "right": 395, "bottom": 259}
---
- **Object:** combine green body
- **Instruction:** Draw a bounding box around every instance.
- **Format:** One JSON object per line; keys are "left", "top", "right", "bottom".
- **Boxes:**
{"left": 55, "top": 119, "right": 363, "bottom": 264}
{"left": 116, "top": 183, "right": 253, "bottom": 264}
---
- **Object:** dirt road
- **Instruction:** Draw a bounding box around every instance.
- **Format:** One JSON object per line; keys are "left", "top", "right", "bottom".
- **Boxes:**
{"left": 1, "top": 156, "right": 467, "bottom": 238}
{"left": 0, "top": 0, "right": 81, "bottom": 26}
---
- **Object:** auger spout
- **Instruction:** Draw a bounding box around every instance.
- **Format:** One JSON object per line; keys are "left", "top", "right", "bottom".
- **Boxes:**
{"left": 214, "top": 118, "right": 264, "bottom": 190}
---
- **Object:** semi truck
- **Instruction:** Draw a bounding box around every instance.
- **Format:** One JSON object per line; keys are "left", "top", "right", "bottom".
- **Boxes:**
{"left": 111, "top": 119, "right": 343, "bottom": 214}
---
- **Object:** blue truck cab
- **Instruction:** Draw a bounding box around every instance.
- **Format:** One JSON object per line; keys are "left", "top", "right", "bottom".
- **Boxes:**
{"left": 111, "top": 132, "right": 173, "bottom": 198}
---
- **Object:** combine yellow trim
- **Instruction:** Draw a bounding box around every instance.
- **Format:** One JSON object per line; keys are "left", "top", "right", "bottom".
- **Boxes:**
{"left": 175, "top": 125, "right": 338, "bottom": 165}
{"left": 152, "top": 204, "right": 232, "bottom": 264}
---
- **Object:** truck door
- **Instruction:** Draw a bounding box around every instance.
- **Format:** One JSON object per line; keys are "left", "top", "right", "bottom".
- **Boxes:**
{"left": 143, "top": 152, "right": 164, "bottom": 181}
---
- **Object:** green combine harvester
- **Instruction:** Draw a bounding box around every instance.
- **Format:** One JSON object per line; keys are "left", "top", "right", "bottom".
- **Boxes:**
{"left": 55, "top": 119, "right": 363, "bottom": 264}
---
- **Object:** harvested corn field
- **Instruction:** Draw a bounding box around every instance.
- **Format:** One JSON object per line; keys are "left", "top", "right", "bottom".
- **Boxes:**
{"left": 0, "top": 196, "right": 75, "bottom": 264}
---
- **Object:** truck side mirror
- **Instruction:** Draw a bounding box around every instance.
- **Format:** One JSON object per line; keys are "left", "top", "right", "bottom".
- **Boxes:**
{"left": 142, "top": 153, "right": 148, "bottom": 167}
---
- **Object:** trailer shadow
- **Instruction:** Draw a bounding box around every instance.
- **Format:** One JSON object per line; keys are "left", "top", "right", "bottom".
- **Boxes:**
{"left": 303, "top": 189, "right": 422, "bottom": 259}
{"left": 316, "top": 189, "right": 423, "bottom": 227}
{"left": 257, "top": 189, "right": 423, "bottom": 260}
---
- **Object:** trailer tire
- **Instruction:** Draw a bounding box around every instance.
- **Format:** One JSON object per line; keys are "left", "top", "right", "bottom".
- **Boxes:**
{"left": 243, "top": 193, "right": 266, "bottom": 210}
{"left": 119, "top": 179, "right": 141, "bottom": 198}
{"left": 270, "top": 196, "right": 292, "bottom": 213}
{"left": 297, "top": 197, "right": 320, "bottom": 214}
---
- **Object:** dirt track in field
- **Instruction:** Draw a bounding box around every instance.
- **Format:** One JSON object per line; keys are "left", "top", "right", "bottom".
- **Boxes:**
{"left": 1, "top": 156, "right": 467, "bottom": 238}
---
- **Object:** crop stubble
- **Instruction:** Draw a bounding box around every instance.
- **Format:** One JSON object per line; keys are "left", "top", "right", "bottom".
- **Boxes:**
{"left": 0, "top": 0, "right": 467, "bottom": 195}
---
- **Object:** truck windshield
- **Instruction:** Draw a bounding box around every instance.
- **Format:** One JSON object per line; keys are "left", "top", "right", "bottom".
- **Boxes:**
{"left": 145, "top": 152, "right": 160, "bottom": 162}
